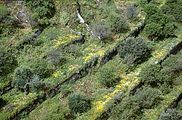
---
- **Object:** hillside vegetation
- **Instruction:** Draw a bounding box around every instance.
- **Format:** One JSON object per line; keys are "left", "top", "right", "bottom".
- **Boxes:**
{"left": 1, "top": 0, "right": 182, "bottom": 120}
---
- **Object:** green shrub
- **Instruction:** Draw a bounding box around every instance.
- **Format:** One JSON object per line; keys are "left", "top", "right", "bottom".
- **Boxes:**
{"left": 25, "top": 0, "right": 55, "bottom": 27}
{"left": 134, "top": 86, "right": 163, "bottom": 109}
{"left": 0, "top": 4, "right": 9, "bottom": 21}
{"left": 161, "top": 0, "right": 182, "bottom": 22}
{"left": 144, "top": 11, "right": 176, "bottom": 40}
{"left": 29, "top": 75, "right": 48, "bottom": 92}
{"left": 139, "top": 0, "right": 151, "bottom": 7}
{"left": 162, "top": 54, "right": 182, "bottom": 75}
{"left": 139, "top": 64, "right": 173, "bottom": 87}
{"left": 30, "top": 60, "right": 54, "bottom": 78}
{"left": 147, "top": 13, "right": 171, "bottom": 25}
{"left": 96, "top": 63, "right": 119, "bottom": 88}
{"left": 0, "top": 51, "right": 17, "bottom": 76}
{"left": 110, "top": 96, "right": 141, "bottom": 120}
{"left": 158, "top": 109, "right": 182, "bottom": 120}
{"left": 37, "top": 26, "right": 63, "bottom": 44}
{"left": 118, "top": 37, "right": 150, "bottom": 64}
{"left": 13, "top": 66, "right": 47, "bottom": 94}
{"left": 139, "top": 64, "right": 161, "bottom": 86}
{"left": 144, "top": 23, "right": 163, "bottom": 40}
{"left": 68, "top": 93, "right": 91, "bottom": 114}
{"left": 0, "top": 4, "right": 19, "bottom": 37}
{"left": 144, "top": 4, "right": 160, "bottom": 17}
{"left": 13, "top": 66, "right": 33, "bottom": 91}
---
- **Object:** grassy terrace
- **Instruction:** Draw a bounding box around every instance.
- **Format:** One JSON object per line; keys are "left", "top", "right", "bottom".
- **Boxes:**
{"left": 3, "top": 0, "right": 182, "bottom": 120}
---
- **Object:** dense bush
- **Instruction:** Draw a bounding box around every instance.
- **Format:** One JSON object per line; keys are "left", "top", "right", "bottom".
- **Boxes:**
{"left": 0, "top": 4, "right": 9, "bottom": 21}
{"left": 144, "top": 12, "right": 176, "bottom": 40}
{"left": 25, "top": 0, "right": 55, "bottom": 27}
{"left": 13, "top": 66, "right": 34, "bottom": 92}
{"left": 29, "top": 75, "right": 48, "bottom": 92}
{"left": 144, "top": 23, "right": 163, "bottom": 40}
{"left": 139, "top": 0, "right": 151, "bottom": 7}
{"left": 68, "top": 93, "right": 91, "bottom": 114}
{"left": 13, "top": 66, "right": 48, "bottom": 94}
{"left": 162, "top": 54, "right": 182, "bottom": 76}
{"left": 118, "top": 37, "right": 150, "bottom": 64}
{"left": 110, "top": 87, "right": 162, "bottom": 120}
{"left": 96, "top": 63, "right": 119, "bottom": 88}
{"left": 158, "top": 109, "right": 182, "bottom": 120}
{"left": 139, "top": 64, "right": 173, "bottom": 87}
{"left": 110, "top": 96, "right": 141, "bottom": 120}
{"left": 0, "top": 51, "right": 17, "bottom": 76}
{"left": 139, "top": 64, "right": 161, "bottom": 86}
{"left": 29, "top": 60, "right": 54, "bottom": 78}
{"left": 134, "top": 86, "right": 163, "bottom": 109}
{"left": 161, "top": 0, "right": 182, "bottom": 22}
{"left": 143, "top": 4, "right": 159, "bottom": 17}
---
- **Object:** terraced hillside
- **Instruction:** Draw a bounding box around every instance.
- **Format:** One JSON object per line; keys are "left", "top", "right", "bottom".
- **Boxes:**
{"left": 1, "top": 0, "right": 182, "bottom": 120}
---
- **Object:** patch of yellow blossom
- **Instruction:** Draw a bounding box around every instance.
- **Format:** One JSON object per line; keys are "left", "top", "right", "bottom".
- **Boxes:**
{"left": 153, "top": 50, "right": 166, "bottom": 60}
{"left": 68, "top": 64, "right": 79, "bottom": 71}
{"left": 83, "top": 49, "right": 105, "bottom": 62}
{"left": 54, "top": 34, "right": 79, "bottom": 48}
{"left": 52, "top": 70, "right": 63, "bottom": 78}
{"left": 12, "top": 93, "right": 37, "bottom": 109}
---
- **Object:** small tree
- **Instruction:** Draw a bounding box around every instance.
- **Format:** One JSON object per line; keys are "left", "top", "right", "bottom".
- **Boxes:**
{"left": 96, "top": 64, "right": 119, "bottom": 88}
{"left": 118, "top": 37, "right": 150, "bottom": 64}
{"left": 134, "top": 86, "right": 163, "bottom": 109}
{"left": 144, "top": 4, "right": 160, "bottom": 17}
{"left": 30, "top": 60, "right": 54, "bottom": 78}
{"left": 68, "top": 93, "right": 91, "bottom": 114}
{"left": 13, "top": 66, "right": 47, "bottom": 94}
{"left": 144, "top": 12, "right": 176, "bottom": 40}
{"left": 106, "top": 13, "right": 129, "bottom": 33}
{"left": 144, "top": 23, "right": 163, "bottom": 40}
{"left": 110, "top": 87, "right": 162, "bottom": 120}
{"left": 161, "top": 0, "right": 182, "bottom": 22}
{"left": 25, "top": 0, "right": 55, "bottom": 27}
{"left": 91, "top": 22, "right": 112, "bottom": 42}
{"left": 13, "top": 66, "right": 33, "bottom": 93}
{"left": 139, "top": 64, "right": 161, "bottom": 86}
{"left": 46, "top": 50, "right": 66, "bottom": 67}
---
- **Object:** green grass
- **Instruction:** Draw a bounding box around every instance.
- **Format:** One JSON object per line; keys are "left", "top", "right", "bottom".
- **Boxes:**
{"left": 0, "top": 90, "right": 38, "bottom": 120}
